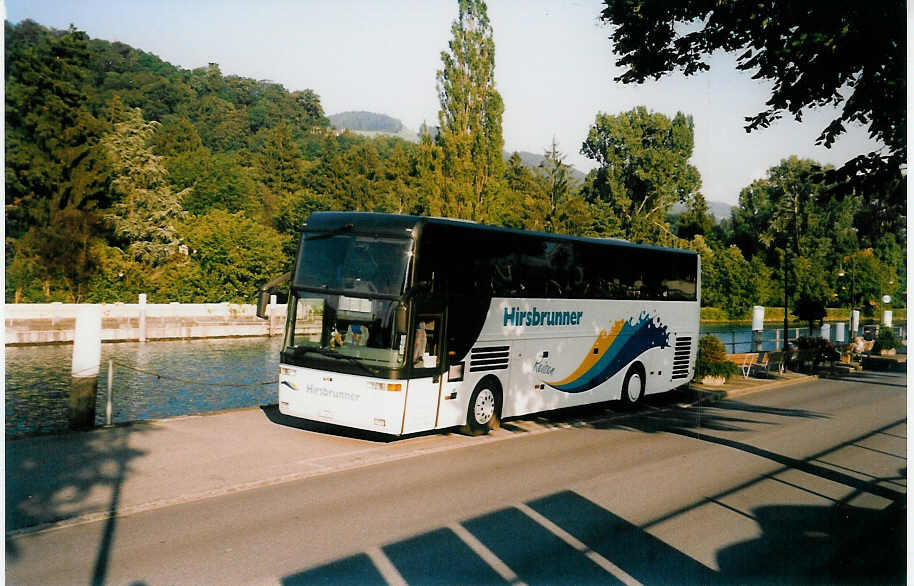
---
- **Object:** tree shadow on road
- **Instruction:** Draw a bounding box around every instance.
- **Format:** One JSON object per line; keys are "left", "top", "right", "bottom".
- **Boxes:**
{"left": 5, "top": 424, "right": 153, "bottom": 585}
{"left": 280, "top": 392, "right": 905, "bottom": 585}
{"left": 281, "top": 481, "right": 905, "bottom": 585}
{"left": 716, "top": 497, "right": 905, "bottom": 584}
{"left": 819, "top": 369, "right": 908, "bottom": 389}
{"left": 590, "top": 391, "right": 829, "bottom": 437}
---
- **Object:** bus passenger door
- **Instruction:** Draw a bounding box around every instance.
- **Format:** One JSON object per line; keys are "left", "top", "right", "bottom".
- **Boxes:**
{"left": 402, "top": 313, "right": 444, "bottom": 434}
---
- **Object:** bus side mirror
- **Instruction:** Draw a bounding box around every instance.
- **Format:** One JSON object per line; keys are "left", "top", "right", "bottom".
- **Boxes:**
{"left": 256, "top": 290, "right": 271, "bottom": 320}
{"left": 396, "top": 304, "right": 408, "bottom": 334}
{"left": 255, "top": 272, "right": 291, "bottom": 320}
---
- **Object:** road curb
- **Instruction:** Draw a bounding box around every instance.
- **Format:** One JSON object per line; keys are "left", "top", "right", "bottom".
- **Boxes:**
{"left": 7, "top": 374, "right": 822, "bottom": 538}
{"left": 691, "top": 374, "right": 818, "bottom": 401}
{"left": 6, "top": 406, "right": 650, "bottom": 538}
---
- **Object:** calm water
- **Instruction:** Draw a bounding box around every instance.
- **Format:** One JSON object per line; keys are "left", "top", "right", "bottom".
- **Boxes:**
{"left": 5, "top": 322, "right": 906, "bottom": 436}
{"left": 702, "top": 322, "right": 906, "bottom": 353}
{"left": 6, "top": 336, "right": 283, "bottom": 437}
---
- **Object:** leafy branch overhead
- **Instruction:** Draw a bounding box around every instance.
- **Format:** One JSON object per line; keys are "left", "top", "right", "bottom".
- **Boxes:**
{"left": 600, "top": 0, "right": 906, "bottom": 202}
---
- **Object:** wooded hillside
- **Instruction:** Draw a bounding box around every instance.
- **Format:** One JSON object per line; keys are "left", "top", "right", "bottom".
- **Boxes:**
{"left": 5, "top": 19, "right": 905, "bottom": 321}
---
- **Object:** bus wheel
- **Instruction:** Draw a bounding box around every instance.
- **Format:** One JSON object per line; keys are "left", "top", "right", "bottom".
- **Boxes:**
{"left": 462, "top": 382, "right": 501, "bottom": 436}
{"left": 620, "top": 365, "right": 645, "bottom": 409}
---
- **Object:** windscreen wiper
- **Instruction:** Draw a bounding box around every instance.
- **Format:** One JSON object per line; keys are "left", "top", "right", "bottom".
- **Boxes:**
{"left": 291, "top": 346, "right": 378, "bottom": 376}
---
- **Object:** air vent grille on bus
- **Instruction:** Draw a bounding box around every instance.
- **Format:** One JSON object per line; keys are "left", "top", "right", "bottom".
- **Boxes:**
{"left": 470, "top": 346, "right": 510, "bottom": 373}
{"left": 671, "top": 337, "right": 692, "bottom": 380}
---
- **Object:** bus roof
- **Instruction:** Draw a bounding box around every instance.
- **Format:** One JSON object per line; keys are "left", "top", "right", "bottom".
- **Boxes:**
{"left": 303, "top": 212, "right": 698, "bottom": 256}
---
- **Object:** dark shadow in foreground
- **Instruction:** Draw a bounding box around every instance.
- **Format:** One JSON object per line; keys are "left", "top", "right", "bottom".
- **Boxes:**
{"left": 6, "top": 425, "right": 153, "bottom": 586}
{"left": 282, "top": 487, "right": 904, "bottom": 585}
{"left": 282, "top": 388, "right": 905, "bottom": 585}
{"left": 717, "top": 499, "right": 905, "bottom": 585}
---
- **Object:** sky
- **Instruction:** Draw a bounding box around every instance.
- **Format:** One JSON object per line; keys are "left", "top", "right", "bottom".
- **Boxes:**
{"left": 4, "top": 0, "right": 885, "bottom": 207}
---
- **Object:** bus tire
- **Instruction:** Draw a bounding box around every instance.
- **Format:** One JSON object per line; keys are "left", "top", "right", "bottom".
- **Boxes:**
{"left": 461, "top": 381, "right": 501, "bottom": 436}
{"left": 620, "top": 364, "right": 645, "bottom": 409}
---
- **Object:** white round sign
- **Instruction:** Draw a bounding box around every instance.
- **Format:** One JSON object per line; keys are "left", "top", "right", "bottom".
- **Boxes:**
{"left": 882, "top": 295, "right": 892, "bottom": 304}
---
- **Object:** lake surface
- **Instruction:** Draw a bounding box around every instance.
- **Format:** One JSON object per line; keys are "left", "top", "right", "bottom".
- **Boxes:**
{"left": 5, "top": 337, "right": 282, "bottom": 437}
{"left": 5, "top": 321, "right": 905, "bottom": 436}
{"left": 703, "top": 322, "right": 906, "bottom": 353}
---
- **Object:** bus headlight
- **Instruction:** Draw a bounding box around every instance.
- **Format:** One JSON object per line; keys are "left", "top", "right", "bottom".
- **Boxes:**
{"left": 367, "top": 382, "right": 402, "bottom": 392}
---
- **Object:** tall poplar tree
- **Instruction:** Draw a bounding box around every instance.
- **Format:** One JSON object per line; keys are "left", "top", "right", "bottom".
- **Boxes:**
{"left": 435, "top": 0, "right": 505, "bottom": 223}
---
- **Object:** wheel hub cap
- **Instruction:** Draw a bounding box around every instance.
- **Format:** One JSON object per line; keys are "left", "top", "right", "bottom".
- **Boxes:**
{"left": 628, "top": 374, "right": 642, "bottom": 402}
{"left": 475, "top": 389, "right": 495, "bottom": 424}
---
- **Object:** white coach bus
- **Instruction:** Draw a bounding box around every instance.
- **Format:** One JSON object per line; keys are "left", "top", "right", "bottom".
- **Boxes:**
{"left": 258, "top": 212, "right": 700, "bottom": 436}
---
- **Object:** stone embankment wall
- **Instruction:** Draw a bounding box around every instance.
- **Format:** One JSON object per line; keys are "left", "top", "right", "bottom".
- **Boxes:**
{"left": 5, "top": 303, "right": 288, "bottom": 345}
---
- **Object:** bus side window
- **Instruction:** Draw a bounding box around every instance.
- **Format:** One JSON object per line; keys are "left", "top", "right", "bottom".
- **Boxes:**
{"left": 413, "top": 317, "right": 440, "bottom": 368}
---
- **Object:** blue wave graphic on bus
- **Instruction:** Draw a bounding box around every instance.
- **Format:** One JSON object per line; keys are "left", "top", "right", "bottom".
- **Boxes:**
{"left": 545, "top": 312, "right": 670, "bottom": 393}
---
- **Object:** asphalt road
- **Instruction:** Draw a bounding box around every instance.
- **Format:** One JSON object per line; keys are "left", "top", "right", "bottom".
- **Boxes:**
{"left": 7, "top": 371, "right": 906, "bottom": 585}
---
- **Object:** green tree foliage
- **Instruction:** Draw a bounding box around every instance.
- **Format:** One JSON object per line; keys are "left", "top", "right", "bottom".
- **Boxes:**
{"left": 4, "top": 20, "right": 337, "bottom": 303}
{"left": 598, "top": 0, "right": 906, "bottom": 215}
{"left": 381, "top": 143, "right": 420, "bottom": 215}
{"left": 179, "top": 209, "right": 288, "bottom": 302}
{"left": 496, "top": 152, "right": 542, "bottom": 230}
{"left": 792, "top": 258, "right": 829, "bottom": 331}
{"left": 5, "top": 21, "right": 110, "bottom": 237}
{"left": 5, "top": 19, "right": 904, "bottom": 314}
{"left": 730, "top": 156, "right": 872, "bottom": 311}
{"left": 836, "top": 249, "right": 895, "bottom": 315}
{"left": 6, "top": 209, "right": 105, "bottom": 303}
{"left": 168, "top": 149, "right": 257, "bottom": 216}
{"left": 676, "top": 192, "right": 714, "bottom": 240}
{"left": 102, "top": 104, "right": 187, "bottom": 265}
{"left": 734, "top": 163, "right": 817, "bottom": 266}
{"left": 409, "top": 133, "right": 444, "bottom": 217}
{"left": 701, "top": 246, "right": 768, "bottom": 319}
{"left": 580, "top": 107, "right": 701, "bottom": 244}
{"left": 436, "top": 0, "right": 506, "bottom": 222}
{"left": 722, "top": 156, "right": 908, "bottom": 318}
{"left": 538, "top": 138, "right": 577, "bottom": 233}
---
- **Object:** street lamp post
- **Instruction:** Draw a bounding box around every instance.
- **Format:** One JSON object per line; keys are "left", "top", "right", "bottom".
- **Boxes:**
{"left": 783, "top": 247, "right": 789, "bottom": 350}
{"left": 839, "top": 254, "right": 857, "bottom": 339}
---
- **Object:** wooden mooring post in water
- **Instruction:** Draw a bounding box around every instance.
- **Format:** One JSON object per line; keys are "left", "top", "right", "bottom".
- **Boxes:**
{"left": 70, "top": 305, "right": 101, "bottom": 430}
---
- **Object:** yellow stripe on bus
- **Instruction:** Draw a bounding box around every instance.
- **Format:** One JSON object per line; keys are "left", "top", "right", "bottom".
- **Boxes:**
{"left": 546, "top": 319, "right": 625, "bottom": 387}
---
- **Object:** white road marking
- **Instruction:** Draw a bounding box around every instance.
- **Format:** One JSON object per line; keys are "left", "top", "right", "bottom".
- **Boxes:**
{"left": 366, "top": 546, "right": 408, "bottom": 586}
{"left": 516, "top": 503, "right": 643, "bottom": 586}
{"left": 449, "top": 522, "right": 527, "bottom": 586}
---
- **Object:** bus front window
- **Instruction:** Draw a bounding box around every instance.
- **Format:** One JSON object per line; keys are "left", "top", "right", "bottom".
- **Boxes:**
{"left": 284, "top": 292, "right": 408, "bottom": 369}
{"left": 293, "top": 234, "right": 412, "bottom": 297}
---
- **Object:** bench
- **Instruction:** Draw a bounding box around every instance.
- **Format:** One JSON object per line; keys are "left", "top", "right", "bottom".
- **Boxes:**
{"left": 725, "top": 352, "right": 772, "bottom": 379}
{"left": 768, "top": 351, "right": 785, "bottom": 375}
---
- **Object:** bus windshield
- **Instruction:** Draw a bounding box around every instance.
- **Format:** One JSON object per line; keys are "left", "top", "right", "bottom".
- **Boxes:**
{"left": 283, "top": 292, "right": 408, "bottom": 370}
{"left": 293, "top": 233, "right": 412, "bottom": 298}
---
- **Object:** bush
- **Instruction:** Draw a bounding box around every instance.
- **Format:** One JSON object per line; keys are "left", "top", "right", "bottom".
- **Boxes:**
{"left": 698, "top": 335, "right": 727, "bottom": 362}
{"left": 873, "top": 328, "right": 900, "bottom": 353}
{"left": 794, "top": 336, "right": 840, "bottom": 368}
{"left": 694, "top": 335, "right": 740, "bottom": 380}
{"left": 695, "top": 360, "right": 741, "bottom": 379}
